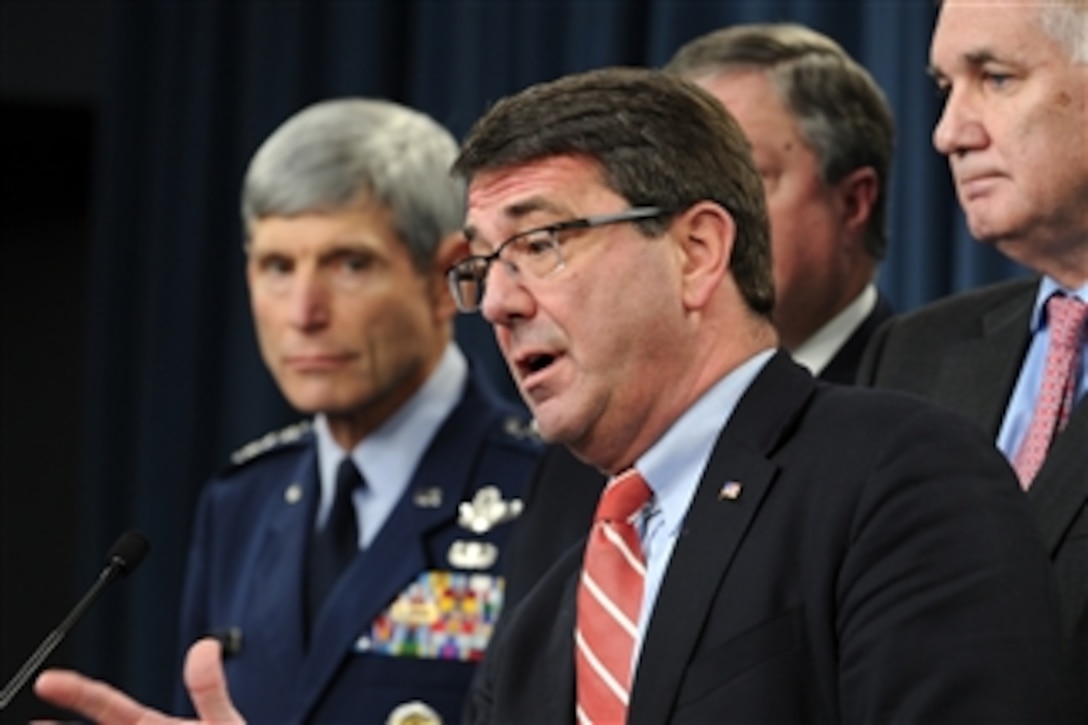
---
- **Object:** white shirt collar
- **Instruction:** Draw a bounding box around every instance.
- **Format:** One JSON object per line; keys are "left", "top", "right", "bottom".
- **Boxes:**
{"left": 636, "top": 347, "right": 776, "bottom": 541}
{"left": 791, "top": 284, "right": 877, "bottom": 376}
{"left": 1028, "top": 277, "right": 1088, "bottom": 333}
{"left": 312, "top": 343, "right": 467, "bottom": 529}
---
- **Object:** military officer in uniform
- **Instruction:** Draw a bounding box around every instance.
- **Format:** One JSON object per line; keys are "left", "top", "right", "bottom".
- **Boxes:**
{"left": 174, "top": 98, "right": 542, "bottom": 724}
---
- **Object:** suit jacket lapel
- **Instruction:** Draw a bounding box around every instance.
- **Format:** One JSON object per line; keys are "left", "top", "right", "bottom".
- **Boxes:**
{"left": 543, "top": 556, "right": 581, "bottom": 722}
{"left": 248, "top": 448, "right": 319, "bottom": 681}
{"left": 296, "top": 500, "right": 434, "bottom": 708}
{"left": 294, "top": 373, "right": 499, "bottom": 715}
{"left": 820, "top": 291, "right": 895, "bottom": 385}
{"left": 629, "top": 353, "right": 814, "bottom": 723}
{"left": 1027, "top": 399, "right": 1088, "bottom": 555}
{"left": 933, "top": 286, "right": 1033, "bottom": 436}
{"left": 926, "top": 278, "right": 1085, "bottom": 557}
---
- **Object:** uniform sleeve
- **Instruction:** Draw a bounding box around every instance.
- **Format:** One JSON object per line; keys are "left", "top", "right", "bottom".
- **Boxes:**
{"left": 173, "top": 484, "right": 215, "bottom": 715}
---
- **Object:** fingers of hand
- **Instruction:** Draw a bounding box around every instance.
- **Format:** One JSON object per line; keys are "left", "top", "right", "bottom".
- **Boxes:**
{"left": 183, "top": 638, "right": 244, "bottom": 724}
{"left": 35, "top": 670, "right": 154, "bottom": 724}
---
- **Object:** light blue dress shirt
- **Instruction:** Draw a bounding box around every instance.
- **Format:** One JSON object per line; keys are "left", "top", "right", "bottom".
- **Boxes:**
{"left": 996, "top": 278, "right": 1088, "bottom": 462}
{"left": 313, "top": 343, "right": 467, "bottom": 548}
{"left": 630, "top": 348, "right": 776, "bottom": 665}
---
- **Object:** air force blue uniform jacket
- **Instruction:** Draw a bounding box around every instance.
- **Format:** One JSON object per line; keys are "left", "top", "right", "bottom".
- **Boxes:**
{"left": 176, "top": 370, "right": 541, "bottom": 724}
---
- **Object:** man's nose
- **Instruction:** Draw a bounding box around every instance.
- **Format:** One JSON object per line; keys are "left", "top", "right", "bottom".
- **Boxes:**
{"left": 480, "top": 261, "right": 533, "bottom": 326}
{"left": 932, "top": 86, "right": 987, "bottom": 157}
{"left": 287, "top": 270, "right": 331, "bottom": 329}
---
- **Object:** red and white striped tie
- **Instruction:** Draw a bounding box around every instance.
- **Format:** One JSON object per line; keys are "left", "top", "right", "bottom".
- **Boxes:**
{"left": 1013, "top": 295, "right": 1088, "bottom": 488}
{"left": 575, "top": 468, "right": 652, "bottom": 725}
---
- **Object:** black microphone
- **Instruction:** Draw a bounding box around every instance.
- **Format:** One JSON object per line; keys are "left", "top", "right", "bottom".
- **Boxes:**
{"left": 0, "top": 530, "right": 150, "bottom": 710}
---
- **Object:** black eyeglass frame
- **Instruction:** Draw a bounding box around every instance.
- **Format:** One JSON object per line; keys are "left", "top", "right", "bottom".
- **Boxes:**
{"left": 446, "top": 205, "right": 666, "bottom": 313}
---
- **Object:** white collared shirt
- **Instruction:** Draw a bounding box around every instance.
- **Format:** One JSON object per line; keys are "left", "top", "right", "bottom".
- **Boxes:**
{"left": 996, "top": 277, "right": 1088, "bottom": 461}
{"left": 631, "top": 347, "right": 776, "bottom": 666}
{"left": 312, "top": 343, "right": 468, "bottom": 548}
{"left": 791, "top": 284, "right": 878, "bottom": 376}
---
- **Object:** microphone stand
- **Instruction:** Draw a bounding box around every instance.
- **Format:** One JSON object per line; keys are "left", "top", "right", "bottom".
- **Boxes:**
{"left": 0, "top": 534, "right": 147, "bottom": 711}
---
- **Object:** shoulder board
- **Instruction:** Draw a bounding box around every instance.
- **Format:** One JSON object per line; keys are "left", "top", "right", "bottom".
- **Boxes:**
{"left": 229, "top": 420, "right": 313, "bottom": 466}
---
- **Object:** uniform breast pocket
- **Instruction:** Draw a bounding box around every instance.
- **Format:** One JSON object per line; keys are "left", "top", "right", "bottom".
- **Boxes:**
{"left": 360, "top": 570, "right": 505, "bottom": 663}
{"left": 674, "top": 606, "right": 806, "bottom": 709}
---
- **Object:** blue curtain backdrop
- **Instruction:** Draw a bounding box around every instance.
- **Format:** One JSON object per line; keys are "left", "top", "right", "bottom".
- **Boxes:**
{"left": 66, "top": 0, "right": 1027, "bottom": 710}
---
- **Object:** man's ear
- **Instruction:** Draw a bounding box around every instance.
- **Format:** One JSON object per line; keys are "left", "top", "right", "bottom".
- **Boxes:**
{"left": 676, "top": 201, "right": 734, "bottom": 310}
{"left": 429, "top": 231, "right": 470, "bottom": 320}
{"left": 836, "top": 166, "right": 878, "bottom": 243}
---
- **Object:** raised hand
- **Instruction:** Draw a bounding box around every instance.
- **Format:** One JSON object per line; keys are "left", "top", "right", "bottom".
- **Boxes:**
{"left": 34, "top": 638, "right": 244, "bottom": 724}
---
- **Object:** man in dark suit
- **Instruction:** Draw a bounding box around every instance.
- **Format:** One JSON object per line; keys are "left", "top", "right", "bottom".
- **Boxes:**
{"left": 505, "top": 23, "right": 898, "bottom": 609}
{"left": 30, "top": 68, "right": 1067, "bottom": 724}
{"left": 170, "top": 98, "right": 541, "bottom": 724}
{"left": 445, "top": 65, "right": 1065, "bottom": 724}
{"left": 667, "top": 23, "right": 895, "bottom": 384}
{"left": 858, "top": 0, "right": 1088, "bottom": 716}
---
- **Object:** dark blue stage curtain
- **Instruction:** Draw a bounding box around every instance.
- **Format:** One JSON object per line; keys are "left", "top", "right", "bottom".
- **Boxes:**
{"left": 66, "top": 0, "right": 1028, "bottom": 710}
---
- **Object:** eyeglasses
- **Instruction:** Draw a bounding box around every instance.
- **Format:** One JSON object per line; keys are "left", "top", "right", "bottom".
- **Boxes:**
{"left": 446, "top": 206, "right": 666, "bottom": 313}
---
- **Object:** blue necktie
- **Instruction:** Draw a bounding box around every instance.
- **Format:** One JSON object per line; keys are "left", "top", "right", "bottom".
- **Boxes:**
{"left": 307, "top": 457, "right": 364, "bottom": 634}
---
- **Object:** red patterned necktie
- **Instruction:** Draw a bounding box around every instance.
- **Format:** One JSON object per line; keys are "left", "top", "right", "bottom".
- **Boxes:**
{"left": 575, "top": 468, "right": 653, "bottom": 724}
{"left": 1013, "top": 294, "right": 1088, "bottom": 488}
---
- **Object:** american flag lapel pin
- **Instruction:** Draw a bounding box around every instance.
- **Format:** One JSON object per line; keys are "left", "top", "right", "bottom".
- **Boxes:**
{"left": 719, "top": 481, "right": 743, "bottom": 501}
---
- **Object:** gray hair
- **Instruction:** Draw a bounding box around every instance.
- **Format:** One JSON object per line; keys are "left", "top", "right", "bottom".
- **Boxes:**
{"left": 242, "top": 98, "right": 464, "bottom": 271}
{"left": 1039, "top": 0, "right": 1088, "bottom": 63}
{"left": 665, "top": 23, "right": 894, "bottom": 261}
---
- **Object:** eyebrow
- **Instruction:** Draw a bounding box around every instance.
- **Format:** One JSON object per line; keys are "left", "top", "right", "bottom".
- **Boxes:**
{"left": 964, "top": 49, "right": 1003, "bottom": 67}
{"left": 462, "top": 197, "right": 566, "bottom": 246}
{"left": 246, "top": 236, "right": 376, "bottom": 261}
{"left": 929, "top": 48, "right": 1006, "bottom": 79}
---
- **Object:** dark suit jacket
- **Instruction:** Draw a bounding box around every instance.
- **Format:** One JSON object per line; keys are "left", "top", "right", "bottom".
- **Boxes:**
{"left": 470, "top": 352, "right": 1065, "bottom": 723}
{"left": 858, "top": 276, "right": 1088, "bottom": 718}
{"left": 177, "top": 369, "right": 541, "bottom": 725}
{"left": 819, "top": 289, "right": 894, "bottom": 384}
{"left": 503, "top": 289, "right": 894, "bottom": 611}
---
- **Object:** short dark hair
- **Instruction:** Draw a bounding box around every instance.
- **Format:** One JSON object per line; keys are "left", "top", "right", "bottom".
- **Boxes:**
{"left": 454, "top": 67, "right": 774, "bottom": 316}
{"left": 667, "top": 24, "right": 895, "bottom": 260}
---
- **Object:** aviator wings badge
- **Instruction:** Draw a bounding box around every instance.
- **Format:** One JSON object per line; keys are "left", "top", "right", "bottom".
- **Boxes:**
{"left": 457, "top": 485, "right": 524, "bottom": 534}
